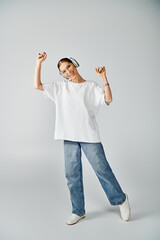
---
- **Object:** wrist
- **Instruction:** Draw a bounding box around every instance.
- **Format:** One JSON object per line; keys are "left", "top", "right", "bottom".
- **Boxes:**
{"left": 103, "top": 82, "right": 109, "bottom": 87}
{"left": 36, "top": 61, "right": 42, "bottom": 67}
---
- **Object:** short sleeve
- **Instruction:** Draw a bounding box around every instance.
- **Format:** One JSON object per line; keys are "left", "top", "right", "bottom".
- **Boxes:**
{"left": 93, "top": 82, "right": 106, "bottom": 106}
{"left": 42, "top": 82, "right": 58, "bottom": 102}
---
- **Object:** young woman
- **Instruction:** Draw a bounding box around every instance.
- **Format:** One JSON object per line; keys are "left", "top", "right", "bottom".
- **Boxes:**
{"left": 33, "top": 52, "right": 131, "bottom": 225}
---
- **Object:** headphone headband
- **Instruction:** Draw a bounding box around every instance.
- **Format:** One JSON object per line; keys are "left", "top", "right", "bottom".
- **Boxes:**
{"left": 69, "top": 57, "right": 80, "bottom": 67}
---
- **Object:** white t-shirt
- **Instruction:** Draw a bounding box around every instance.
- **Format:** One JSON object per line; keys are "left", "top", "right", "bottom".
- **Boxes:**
{"left": 42, "top": 79, "right": 107, "bottom": 142}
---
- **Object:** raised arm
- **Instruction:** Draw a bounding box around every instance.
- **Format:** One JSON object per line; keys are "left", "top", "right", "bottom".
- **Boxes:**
{"left": 95, "top": 66, "right": 112, "bottom": 105}
{"left": 33, "top": 52, "right": 47, "bottom": 91}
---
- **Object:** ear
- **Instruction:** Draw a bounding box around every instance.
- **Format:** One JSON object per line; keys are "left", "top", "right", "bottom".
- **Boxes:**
{"left": 71, "top": 63, "right": 76, "bottom": 68}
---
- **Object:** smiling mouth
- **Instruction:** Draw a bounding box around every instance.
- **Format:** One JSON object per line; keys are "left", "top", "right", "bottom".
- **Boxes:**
{"left": 69, "top": 72, "right": 74, "bottom": 77}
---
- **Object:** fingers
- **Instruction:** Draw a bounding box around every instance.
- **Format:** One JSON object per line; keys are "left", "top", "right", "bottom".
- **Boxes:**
{"left": 95, "top": 66, "right": 104, "bottom": 73}
{"left": 38, "top": 52, "right": 47, "bottom": 57}
{"left": 38, "top": 52, "right": 46, "bottom": 55}
{"left": 98, "top": 67, "right": 102, "bottom": 73}
{"left": 38, "top": 52, "right": 47, "bottom": 60}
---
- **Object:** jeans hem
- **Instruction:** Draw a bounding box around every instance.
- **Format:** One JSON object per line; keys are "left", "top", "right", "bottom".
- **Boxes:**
{"left": 72, "top": 211, "right": 86, "bottom": 217}
{"left": 110, "top": 194, "right": 126, "bottom": 206}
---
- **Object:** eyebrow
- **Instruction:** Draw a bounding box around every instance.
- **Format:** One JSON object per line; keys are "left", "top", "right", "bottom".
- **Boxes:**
{"left": 61, "top": 63, "right": 70, "bottom": 73}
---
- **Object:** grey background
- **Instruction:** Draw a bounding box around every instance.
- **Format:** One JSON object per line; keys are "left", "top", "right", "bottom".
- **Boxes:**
{"left": 0, "top": 0, "right": 160, "bottom": 239}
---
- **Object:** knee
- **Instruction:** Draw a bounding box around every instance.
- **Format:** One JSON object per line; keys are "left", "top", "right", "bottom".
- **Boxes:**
{"left": 93, "top": 160, "right": 113, "bottom": 176}
{"left": 65, "top": 168, "right": 73, "bottom": 180}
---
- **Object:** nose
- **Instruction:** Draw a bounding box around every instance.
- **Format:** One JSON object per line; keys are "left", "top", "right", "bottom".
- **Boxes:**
{"left": 66, "top": 69, "right": 70, "bottom": 74}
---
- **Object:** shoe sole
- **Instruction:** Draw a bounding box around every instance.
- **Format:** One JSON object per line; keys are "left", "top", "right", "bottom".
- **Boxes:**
{"left": 66, "top": 215, "right": 86, "bottom": 225}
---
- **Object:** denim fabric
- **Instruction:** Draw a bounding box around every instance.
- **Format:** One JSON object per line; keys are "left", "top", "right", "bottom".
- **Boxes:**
{"left": 63, "top": 140, "right": 126, "bottom": 216}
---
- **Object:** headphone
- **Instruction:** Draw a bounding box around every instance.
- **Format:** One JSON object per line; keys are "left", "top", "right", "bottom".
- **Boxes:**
{"left": 59, "top": 57, "right": 80, "bottom": 79}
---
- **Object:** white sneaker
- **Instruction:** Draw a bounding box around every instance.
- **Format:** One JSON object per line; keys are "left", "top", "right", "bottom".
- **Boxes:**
{"left": 119, "top": 194, "right": 131, "bottom": 221}
{"left": 66, "top": 213, "right": 86, "bottom": 225}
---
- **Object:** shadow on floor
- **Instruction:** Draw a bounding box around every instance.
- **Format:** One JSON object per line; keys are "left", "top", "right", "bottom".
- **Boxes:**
{"left": 84, "top": 206, "right": 151, "bottom": 222}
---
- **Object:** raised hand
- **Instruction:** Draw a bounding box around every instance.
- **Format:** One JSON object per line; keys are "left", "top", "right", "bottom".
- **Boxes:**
{"left": 37, "top": 52, "right": 47, "bottom": 63}
{"left": 95, "top": 66, "right": 106, "bottom": 77}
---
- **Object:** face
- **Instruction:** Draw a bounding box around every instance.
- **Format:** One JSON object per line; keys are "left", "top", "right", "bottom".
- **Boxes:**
{"left": 59, "top": 61, "right": 78, "bottom": 80}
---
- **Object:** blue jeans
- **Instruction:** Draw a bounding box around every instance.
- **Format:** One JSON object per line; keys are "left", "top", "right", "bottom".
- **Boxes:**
{"left": 63, "top": 140, "right": 126, "bottom": 216}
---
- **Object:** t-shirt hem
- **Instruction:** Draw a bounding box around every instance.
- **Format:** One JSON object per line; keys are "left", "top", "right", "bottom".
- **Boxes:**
{"left": 53, "top": 137, "right": 101, "bottom": 143}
